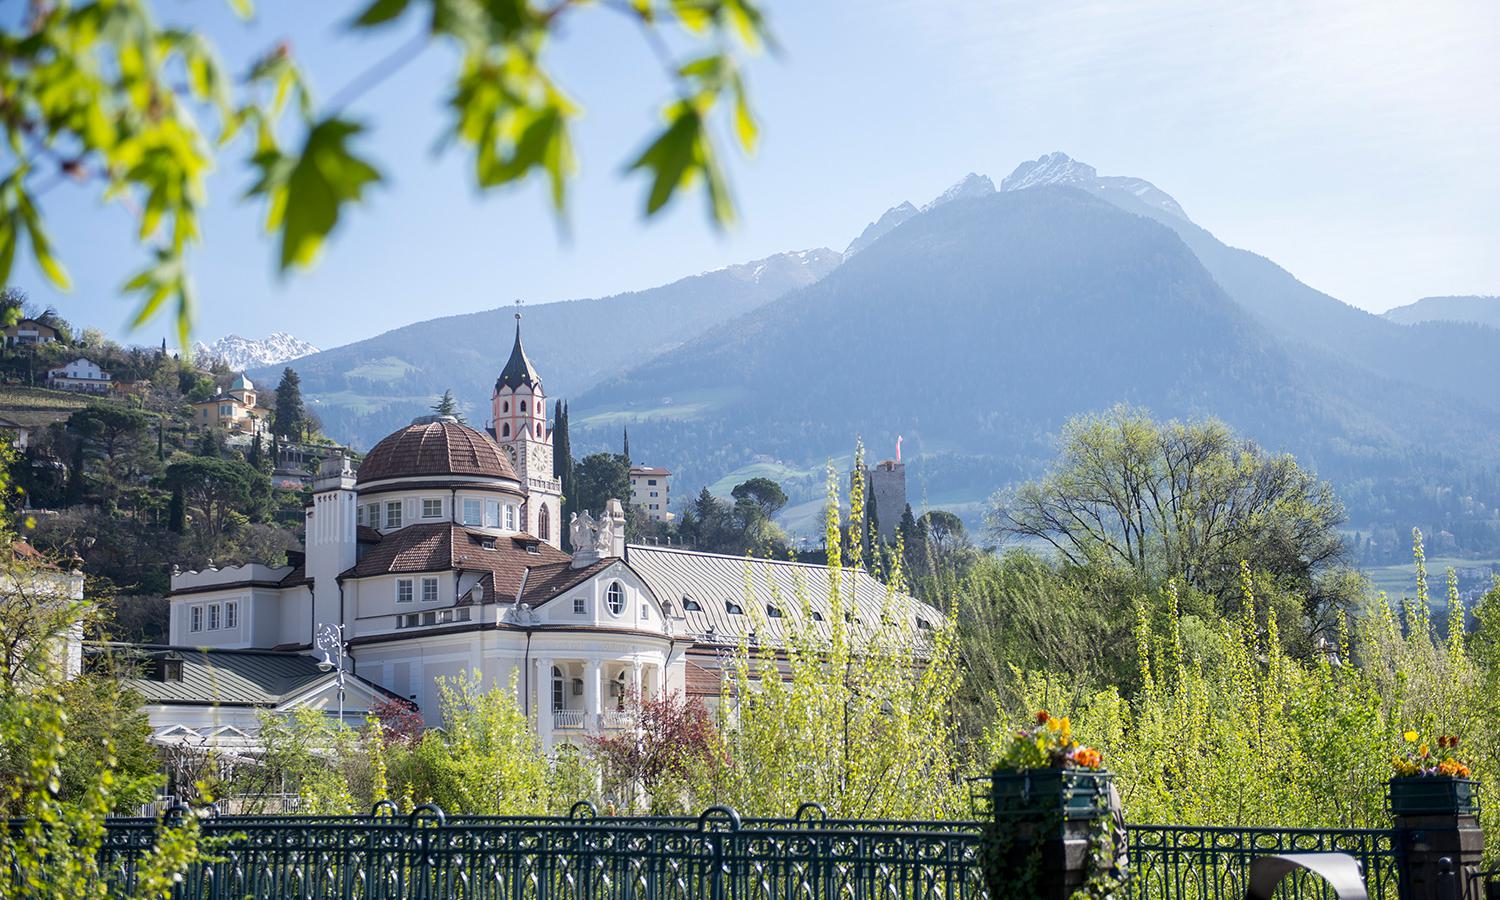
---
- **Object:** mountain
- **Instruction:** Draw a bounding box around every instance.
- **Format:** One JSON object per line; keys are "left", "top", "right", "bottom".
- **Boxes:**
{"left": 259, "top": 249, "right": 843, "bottom": 450}
{"left": 571, "top": 186, "right": 1500, "bottom": 543}
{"left": 1385, "top": 296, "right": 1500, "bottom": 329}
{"left": 921, "top": 173, "right": 995, "bottom": 211}
{"left": 845, "top": 203, "right": 917, "bottom": 255}
{"left": 997, "top": 153, "right": 1500, "bottom": 417}
{"left": 194, "top": 332, "right": 318, "bottom": 371}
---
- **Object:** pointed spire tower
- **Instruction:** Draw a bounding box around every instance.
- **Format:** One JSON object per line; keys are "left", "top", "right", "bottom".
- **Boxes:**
{"left": 491, "top": 303, "right": 562, "bottom": 547}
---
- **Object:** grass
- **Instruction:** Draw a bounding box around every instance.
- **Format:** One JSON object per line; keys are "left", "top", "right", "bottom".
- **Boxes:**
{"left": 1361, "top": 556, "right": 1500, "bottom": 601}
{"left": 574, "top": 388, "right": 743, "bottom": 428}
{"left": 344, "top": 357, "right": 417, "bottom": 383}
{"left": 0, "top": 385, "right": 100, "bottom": 411}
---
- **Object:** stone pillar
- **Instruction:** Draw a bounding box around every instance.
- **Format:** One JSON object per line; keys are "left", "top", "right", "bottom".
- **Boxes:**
{"left": 535, "top": 656, "right": 554, "bottom": 750}
{"left": 584, "top": 658, "right": 602, "bottom": 732}
{"left": 1394, "top": 808, "right": 1486, "bottom": 900}
{"left": 630, "top": 660, "right": 643, "bottom": 705}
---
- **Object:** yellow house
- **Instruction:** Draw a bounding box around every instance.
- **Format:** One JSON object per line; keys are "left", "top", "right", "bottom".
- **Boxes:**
{"left": 190, "top": 374, "right": 268, "bottom": 434}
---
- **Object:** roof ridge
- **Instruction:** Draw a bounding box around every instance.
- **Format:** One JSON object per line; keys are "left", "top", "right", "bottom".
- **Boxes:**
{"left": 626, "top": 543, "right": 871, "bottom": 575}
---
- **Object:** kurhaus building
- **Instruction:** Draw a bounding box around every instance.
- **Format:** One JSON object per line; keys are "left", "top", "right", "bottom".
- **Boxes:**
{"left": 150, "top": 318, "right": 940, "bottom": 750}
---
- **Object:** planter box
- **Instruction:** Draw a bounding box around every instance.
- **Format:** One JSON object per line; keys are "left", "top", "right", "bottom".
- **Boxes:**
{"left": 985, "top": 768, "right": 1111, "bottom": 822}
{"left": 1388, "top": 776, "right": 1479, "bottom": 816}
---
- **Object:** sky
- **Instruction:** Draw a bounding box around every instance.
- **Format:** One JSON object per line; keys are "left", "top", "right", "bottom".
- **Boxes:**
{"left": 14, "top": 0, "right": 1500, "bottom": 350}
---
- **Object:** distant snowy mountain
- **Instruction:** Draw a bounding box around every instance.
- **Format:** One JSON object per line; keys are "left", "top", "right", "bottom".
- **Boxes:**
{"left": 921, "top": 172, "right": 996, "bottom": 210}
{"left": 847, "top": 174, "right": 997, "bottom": 256}
{"left": 1001, "top": 152, "right": 1189, "bottom": 221}
{"left": 194, "top": 332, "right": 319, "bottom": 371}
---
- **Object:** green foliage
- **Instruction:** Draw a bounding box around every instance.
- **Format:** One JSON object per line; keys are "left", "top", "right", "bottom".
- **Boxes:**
{"left": 690, "top": 460, "right": 965, "bottom": 818}
{"left": 730, "top": 476, "right": 787, "bottom": 519}
{"left": 272, "top": 367, "right": 306, "bottom": 439}
{"left": 431, "top": 388, "right": 465, "bottom": 423}
{"left": 3, "top": 0, "right": 769, "bottom": 342}
{"left": 571, "top": 452, "right": 631, "bottom": 517}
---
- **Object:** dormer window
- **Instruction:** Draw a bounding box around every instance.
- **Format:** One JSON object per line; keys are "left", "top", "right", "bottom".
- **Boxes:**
{"left": 766, "top": 604, "right": 783, "bottom": 618}
{"left": 916, "top": 618, "right": 933, "bottom": 631}
{"left": 726, "top": 601, "right": 743, "bottom": 615}
{"left": 385, "top": 501, "right": 402, "bottom": 529}
{"left": 606, "top": 581, "right": 625, "bottom": 615}
{"left": 683, "top": 597, "right": 702, "bottom": 612}
{"left": 811, "top": 611, "right": 825, "bottom": 622}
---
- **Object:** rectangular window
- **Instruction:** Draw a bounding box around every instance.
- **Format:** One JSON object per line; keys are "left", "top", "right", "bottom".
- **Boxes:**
{"left": 573, "top": 596, "right": 585, "bottom": 614}
{"left": 463, "top": 498, "right": 482, "bottom": 526}
{"left": 484, "top": 500, "right": 500, "bottom": 528}
{"left": 421, "top": 611, "right": 436, "bottom": 626}
{"left": 207, "top": 604, "right": 221, "bottom": 630}
{"left": 421, "top": 576, "right": 439, "bottom": 603}
{"left": 225, "top": 601, "right": 238, "bottom": 629}
{"left": 650, "top": 491, "right": 658, "bottom": 498}
{"left": 648, "top": 479, "right": 657, "bottom": 486}
{"left": 504, "top": 504, "right": 516, "bottom": 531}
{"left": 422, "top": 498, "right": 443, "bottom": 519}
{"left": 396, "top": 579, "right": 414, "bottom": 604}
{"left": 190, "top": 606, "right": 203, "bottom": 632}
{"left": 356, "top": 506, "right": 365, "bottom": 526}
{"left": 385, "top": 501, "right": 402, "bottom": 529}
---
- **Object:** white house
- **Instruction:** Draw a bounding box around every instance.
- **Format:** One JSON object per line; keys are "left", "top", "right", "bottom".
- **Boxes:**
{"left": 47, "top": 357, "right": 113, "bottom": 393}
{"left": 147, "top": 318, "right": 940, "bottom": 750}
{"left": 629, "top": 466, "right": 672, "bottom": 522}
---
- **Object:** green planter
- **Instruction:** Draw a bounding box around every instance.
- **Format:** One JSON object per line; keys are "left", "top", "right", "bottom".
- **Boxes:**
{"left": 978, "top": 768, "right": 1113, "bottom": 900}
{"left": 1388, "top": 776, "right": 1479, "bottom": 816}
{"left": 986, "top": 767, "right": 1111, "bottom": 823}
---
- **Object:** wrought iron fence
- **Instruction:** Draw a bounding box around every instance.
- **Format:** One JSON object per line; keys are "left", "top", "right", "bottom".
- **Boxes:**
{"left": 1126, "top": 823, "right": 1401, "bottom": 900}
{"left": 80, "top": 806, "right": 1410, "bottom": 899}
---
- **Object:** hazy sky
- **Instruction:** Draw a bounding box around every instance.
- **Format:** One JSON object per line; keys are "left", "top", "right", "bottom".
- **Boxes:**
{"left": 16, "top": 0, "right": 1500, "bottom": 349}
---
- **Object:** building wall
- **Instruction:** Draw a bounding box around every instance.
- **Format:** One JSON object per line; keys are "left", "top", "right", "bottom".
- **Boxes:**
{"left": 629, "top": 472, "right": 671, "bottom": 522}
{"left": 868, "top": 462, "right": 907, "bottom": 541}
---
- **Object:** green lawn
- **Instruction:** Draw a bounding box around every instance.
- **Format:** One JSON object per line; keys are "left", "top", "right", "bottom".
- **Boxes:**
{"left": 575, "top": 388, "right": 744, "bottom": 428}
{"left": 344, "top": 357, "right": 417, "bottom": 383}
{"left": 1361, "top": 556, "right": 1500, "bottom": 601}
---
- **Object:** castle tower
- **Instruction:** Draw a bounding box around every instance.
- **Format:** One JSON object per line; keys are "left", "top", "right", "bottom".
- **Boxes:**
{"left": 492, "top": 311, "right": 563, "bottom": 548}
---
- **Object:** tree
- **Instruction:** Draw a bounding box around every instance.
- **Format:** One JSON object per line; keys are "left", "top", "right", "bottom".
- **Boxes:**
{"left": 591, "top": 691, "right": 720, "bottom": 814}
{"left": 989, "top": 407, "right": 1350, "bottom": 630}
{"left": 273, "top": 368, "right": 306, "bottom": 440}
{"left": 553, "top": 401, "right": 575, "bottom": 550}
{"left": 432, "top": 389, "right": 466, "bottom": 424}
{"left": 730, "top": 477, "right": 787, "bottom": 520}
{"left": 622, "top": 427, "right": 631, "bottom": 466}
{"left": 571, "top": 452, "right": 632, "bottom": 517}
{"left": 164, "top": 457, "right": 271, "bottom": 542}
{"left": 2, "top": 0, "right": 770, "bottom": 347}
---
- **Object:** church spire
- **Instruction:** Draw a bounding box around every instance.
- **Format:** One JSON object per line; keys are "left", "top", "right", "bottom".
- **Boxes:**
{"left": 495, "top": 303, "right": 541, "bottom": 393}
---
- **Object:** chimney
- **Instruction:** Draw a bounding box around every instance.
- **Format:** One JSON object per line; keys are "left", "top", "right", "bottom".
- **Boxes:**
{"left": 604, "top": 498, "right": 627, "bottom": 558}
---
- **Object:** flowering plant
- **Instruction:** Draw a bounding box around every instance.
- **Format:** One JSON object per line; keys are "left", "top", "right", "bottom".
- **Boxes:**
{"left": 995, "top": 710, "right": 1105, "bottom": 771}
{"left": 1392, "top": 729, "right": 1472, "bottom": 778}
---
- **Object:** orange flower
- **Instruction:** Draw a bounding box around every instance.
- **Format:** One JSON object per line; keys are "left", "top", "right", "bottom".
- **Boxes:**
{"left": 1438, "top": 760, "right": 1461, "bottom": 777}
{"left": 1035, "top": 710, "right": 1051, "bottom": 725}
{"left": 1072, "top": 747, "right": 1103, "bottom": 769}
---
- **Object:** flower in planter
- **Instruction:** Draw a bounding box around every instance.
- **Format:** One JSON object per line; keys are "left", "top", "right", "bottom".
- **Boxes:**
{"left": 996, "top": 710, "right": 1104, "bottom": 771}
{"left": 1393, "top": 728, "right": 1472, "bottom": 778}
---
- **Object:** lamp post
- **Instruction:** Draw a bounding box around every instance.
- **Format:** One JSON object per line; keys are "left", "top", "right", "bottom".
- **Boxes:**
{"left": 314, "top": 622, "right": 349, "bottom": 726}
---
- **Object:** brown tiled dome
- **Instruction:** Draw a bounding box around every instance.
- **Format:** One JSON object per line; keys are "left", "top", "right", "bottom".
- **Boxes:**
{"left": 356, "top": 416, "right": 517, "bottom": 484}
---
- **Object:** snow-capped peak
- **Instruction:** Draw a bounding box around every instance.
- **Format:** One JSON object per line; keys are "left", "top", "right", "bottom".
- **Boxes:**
{"left": 193, "top": 332, "right": 320, "bottom": 371}
{"left": 1000, "top": 152, "right": 1189, "bottom": 221}
{"left": 922, "top": 173, "right": 996, "bottom": 211}
{"left": 845, "top": 202, "right": 919, "bottom": 256}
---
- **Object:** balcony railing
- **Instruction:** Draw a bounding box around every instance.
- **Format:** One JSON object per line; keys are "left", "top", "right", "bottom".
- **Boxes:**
{"left": 552, "top": 709, "right": 585, "bottom": 730}
{"left": 601, "top": 710, "right": 634, "bottom": 730}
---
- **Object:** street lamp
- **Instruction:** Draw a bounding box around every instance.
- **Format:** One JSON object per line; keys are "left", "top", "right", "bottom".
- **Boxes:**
{"left": 314, "top": 622, "right": 349, "bottom": 726}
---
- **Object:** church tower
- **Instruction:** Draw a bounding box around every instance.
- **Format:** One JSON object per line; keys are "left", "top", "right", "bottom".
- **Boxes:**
{"left": 492, "top": 311, "right": 563, "bottom": 548}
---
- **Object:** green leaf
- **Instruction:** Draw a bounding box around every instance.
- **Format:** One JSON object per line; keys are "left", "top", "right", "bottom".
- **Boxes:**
{"left": 353, "top": 0, "right": 412, "bottom": 27}
{"left": 275, "top": 118, "right": 381, "bottom": 270}
{"left": 626, "top": 105, "right": 703, "bottom": 216}
{"left": 732, "top": 77, "right": 758, "bottom": 153}
{"left": 227, "top": 0, "right": 254, "bottom": 18}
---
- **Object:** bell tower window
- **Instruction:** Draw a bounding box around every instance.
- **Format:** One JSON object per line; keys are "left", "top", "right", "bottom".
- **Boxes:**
{"left": 501, "top": 400, "right": 509, "bottom": 413}
{"left": 539, "top": 505, "right": 550, "bottom": 540}
{"left": 501, "top": 422, "right": 510, "bottom": 437}
{"left": 520, "top": 400, "right": 527, "bottom": 413}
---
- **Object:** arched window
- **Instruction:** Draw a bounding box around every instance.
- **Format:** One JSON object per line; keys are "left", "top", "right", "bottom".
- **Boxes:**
{"left": 501, "top": 400, "right": 509, "bottom": 413}
{"left": 501, "top": 422, "right": 510, "bottom": 437}
{"left": 539, "top": 505, "right": 550, "bottom": 540}
{"left": 551, "top": 665, "right": 564, "bottom": 711}
{"left": 520, "top": 400, "right": 527, "bottom": 413}
{"left": 606, "top": 581, "right": 625, "bottom": 616}
{"left": 536, "top": 423, "right": 543, "bottom": 437}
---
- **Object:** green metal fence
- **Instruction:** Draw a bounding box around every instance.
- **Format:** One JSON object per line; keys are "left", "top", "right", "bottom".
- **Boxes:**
{"left": 84, "top": 805, "right": 1405, "bottom": 898}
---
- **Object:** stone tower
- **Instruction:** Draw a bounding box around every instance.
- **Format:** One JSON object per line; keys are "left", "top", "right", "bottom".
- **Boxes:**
{"left": 491, "top": 312, "right": 564, "bottom": 548}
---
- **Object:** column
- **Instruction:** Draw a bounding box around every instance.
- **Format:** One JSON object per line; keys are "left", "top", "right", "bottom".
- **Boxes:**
{"left": 630, "top": 660, "right": 643, "bottom": 705}
{"left": 584, "top": 658, "right": 602, "bottom": 732}
{"left": 535, "top": 656, "right": 554, "bottom": 751}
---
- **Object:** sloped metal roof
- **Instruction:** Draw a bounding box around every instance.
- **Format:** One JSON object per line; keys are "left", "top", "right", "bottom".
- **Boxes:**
{"left": 97, "top": 645, "right": 394, "bottom": 707}
{"left": 624, "top": 545, "right": 941, "bottom": 647}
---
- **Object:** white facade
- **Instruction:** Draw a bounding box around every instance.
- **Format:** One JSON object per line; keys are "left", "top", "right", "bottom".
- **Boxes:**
{"left": 153, "top": 322, "right": 941, "bottom": 751}
{"left": 47, "top": 357, "right": 112, "bottom": 393}
{"left": 629, "top": 467, "right": 672, "bottom": 522}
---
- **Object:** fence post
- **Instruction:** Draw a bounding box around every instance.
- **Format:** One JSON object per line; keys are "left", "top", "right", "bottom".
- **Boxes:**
{"left": 1392, "top": 793, "right": 1485, "bottom": 900}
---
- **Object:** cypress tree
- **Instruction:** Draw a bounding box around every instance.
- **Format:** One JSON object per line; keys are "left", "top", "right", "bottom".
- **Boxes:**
{"left": 64, "top": 440, "right": 85, "bottom": 506}
{"left": 273, "top": 367, "right": 306, "bottom": 439}
{"left": 555, "top": 400, "right": 576, "bottom": 551}
{"left": 622, "top": 426, "right": 630, "bottom": 465}
{"left": 168, "top": 485, "right": 186, "bottom": 533}
{"left": 248, "top": 433, "right": 264, "bottom": 469}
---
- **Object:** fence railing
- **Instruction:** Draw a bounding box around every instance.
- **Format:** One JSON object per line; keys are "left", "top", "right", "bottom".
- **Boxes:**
{"left": 83, "top": 806, "right": 1410, "bottom": 899}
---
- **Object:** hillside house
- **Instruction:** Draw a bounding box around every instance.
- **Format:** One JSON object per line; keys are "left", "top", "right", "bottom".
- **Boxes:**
{"left": 1, "top": 318, "right": 61, "bottom": 348}
{"left": 190, "top": 374, "right": 268, "bottom": 435}
{"left": 629, "top": 466, "right": 673, "bottom": 522}
{"left": 46, "top": 358, "right": 113, "bottom": 394}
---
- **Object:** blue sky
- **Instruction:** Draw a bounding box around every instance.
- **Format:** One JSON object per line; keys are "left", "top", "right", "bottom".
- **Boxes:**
{"left": 15, "top": 0, "right": 1500, "bottom": 350}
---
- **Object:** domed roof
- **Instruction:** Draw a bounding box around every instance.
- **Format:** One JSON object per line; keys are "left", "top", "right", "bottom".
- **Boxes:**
{"left": 231, "top": 373, "right": 253, "bottom": 391}
{"left": 356, "top": 416, "right": 517, "bottom": 484}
